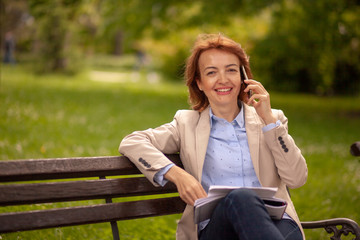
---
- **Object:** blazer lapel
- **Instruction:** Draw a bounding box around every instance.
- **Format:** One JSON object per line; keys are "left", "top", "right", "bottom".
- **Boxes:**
{"left": 244, "top": 104, "right": 262, "bottom": 182}
{"left": 195, "top": 107, "right": 211, "bottom": 180}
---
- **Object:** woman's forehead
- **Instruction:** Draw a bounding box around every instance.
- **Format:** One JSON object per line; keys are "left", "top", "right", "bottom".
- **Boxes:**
{"left": 198, "top": 49, "right": 240, "bottom": 68}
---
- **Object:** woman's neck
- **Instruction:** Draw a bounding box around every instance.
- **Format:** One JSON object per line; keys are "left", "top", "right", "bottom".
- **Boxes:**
{"left": 211, "top": 103, "right": 241, "bottom": 123}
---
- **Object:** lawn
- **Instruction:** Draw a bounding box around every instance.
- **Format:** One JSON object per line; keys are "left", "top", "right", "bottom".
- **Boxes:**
{"left": 0, "top": 61, "right": 359, "bottom": 240}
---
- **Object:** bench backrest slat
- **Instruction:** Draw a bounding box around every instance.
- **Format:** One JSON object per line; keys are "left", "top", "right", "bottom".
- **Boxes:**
{"left": 0, "top": 154, "right": 182, "bottom": 182}
{"left": 0, "top": 177, "right": 178, "bottom": 206}
{"left": 0, "top": 197, "right": 186, "bottom": 233}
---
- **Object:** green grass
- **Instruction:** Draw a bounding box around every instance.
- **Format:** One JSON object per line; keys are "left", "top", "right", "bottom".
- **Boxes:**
{"left": 1, "top": 62, "right": 359, "bottom": 239}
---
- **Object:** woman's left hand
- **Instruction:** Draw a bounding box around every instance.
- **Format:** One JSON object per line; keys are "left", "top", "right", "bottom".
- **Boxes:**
{"left": 244, "top": 79, "right": 277, "bottom": 125}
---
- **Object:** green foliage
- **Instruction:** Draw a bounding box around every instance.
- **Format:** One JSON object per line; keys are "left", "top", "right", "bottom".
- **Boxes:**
{"left": 97, "top": 0, "right": 360, "bottom": 95}
{"left": 1, "top": 63, "right": 359, "bottom": 239}
{"left": 252, "top": 0, "right": 360, "bottom": 95}
{"left": 28, "top": 0, "right": 84, "bottom": 73}
{"left": 3, "top": 0, "right": 360, "bottom": 88}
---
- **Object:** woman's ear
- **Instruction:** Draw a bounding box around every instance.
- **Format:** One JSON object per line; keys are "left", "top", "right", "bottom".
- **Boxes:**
{"left": 196, "top": 78, "right": 203, "bottom": 91}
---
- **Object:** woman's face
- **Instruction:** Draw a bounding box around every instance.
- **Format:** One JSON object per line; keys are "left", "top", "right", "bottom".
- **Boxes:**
{"left": 196, "top": 48, "right": 242, "bottom": 112}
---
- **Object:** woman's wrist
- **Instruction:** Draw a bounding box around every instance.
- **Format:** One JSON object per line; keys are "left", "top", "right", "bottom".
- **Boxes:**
{"left": 164, "top": 165, "right": 184, "bottom": 184}
{"left": 263, "top": 113, "right": 277, "bottom": 125}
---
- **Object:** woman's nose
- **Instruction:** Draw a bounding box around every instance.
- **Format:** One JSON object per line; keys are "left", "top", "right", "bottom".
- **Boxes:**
{"left": 218, "top": 71, "right": 228, "bottom": 84}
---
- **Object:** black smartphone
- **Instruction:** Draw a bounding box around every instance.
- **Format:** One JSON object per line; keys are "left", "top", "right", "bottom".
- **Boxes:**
{"left": 241, "top": 66, "right": 252, "bottom": 98}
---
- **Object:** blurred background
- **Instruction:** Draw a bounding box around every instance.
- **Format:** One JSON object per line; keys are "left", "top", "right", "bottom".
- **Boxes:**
{"left": 1, "top": 0, "right": 359, "bottom": 239}
{"left": 1, "top": 0, "right": 360, "bottom": 94}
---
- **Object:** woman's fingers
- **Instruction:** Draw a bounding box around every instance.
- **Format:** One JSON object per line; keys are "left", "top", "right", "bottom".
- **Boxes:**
{"left": 164, "top": 166, "right": 207, "bottom": 206}
{"left": 178, "top": 181, "right": 207, "bottom": 205}
{"left": 244, "top": 79, "right": 266, "bottom": 95}
{"left": 247, "top": 93, "right": 266, "bottom": 105}
{"left": 178, "top": 178, "right": 207, "bottom": 205}
{"left": 244, "top": 79, "right": 276, "bottom": 124}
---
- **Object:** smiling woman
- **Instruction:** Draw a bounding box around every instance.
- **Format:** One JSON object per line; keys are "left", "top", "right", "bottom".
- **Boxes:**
{"left": 119, "top": 33, "right": 307, "bottom": 240}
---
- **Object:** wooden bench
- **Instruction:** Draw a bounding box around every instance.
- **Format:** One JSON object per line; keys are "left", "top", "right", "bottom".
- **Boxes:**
{"left": 0, "top": 154, "right": 359, "bottom": 240}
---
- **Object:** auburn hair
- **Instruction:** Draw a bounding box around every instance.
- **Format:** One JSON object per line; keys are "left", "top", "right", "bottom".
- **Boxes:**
{"left": 185, "top": 33, "right": 253, "bottom": 111}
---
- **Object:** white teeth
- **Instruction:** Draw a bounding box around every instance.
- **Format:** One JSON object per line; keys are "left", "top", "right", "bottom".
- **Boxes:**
{"left": 216, "top": 88, "right": 231, "bottom": 92}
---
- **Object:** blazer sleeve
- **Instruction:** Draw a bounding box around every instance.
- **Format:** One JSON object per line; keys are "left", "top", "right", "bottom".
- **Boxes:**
{"left": 119, "top": 111, "right": 182, "bottom": 186}
{"left": 263, "top": 109, "right": 308, "bottom": 189}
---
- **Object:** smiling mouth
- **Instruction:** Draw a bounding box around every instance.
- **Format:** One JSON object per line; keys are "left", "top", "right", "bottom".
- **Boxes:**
{"left": 215, "top": 88, "right": 232, "bottom": 93}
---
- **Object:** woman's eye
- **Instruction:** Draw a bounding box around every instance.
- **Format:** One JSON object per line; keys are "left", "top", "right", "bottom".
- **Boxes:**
{"left": 206, "top": 71, "right": 216, "bottom": 76}
{"left": 227, "top": 68, "right": 238, "bottom": 72}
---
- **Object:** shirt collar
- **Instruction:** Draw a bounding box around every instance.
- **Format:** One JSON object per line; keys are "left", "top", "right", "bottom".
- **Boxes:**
{"left": 209, "top": 102, "right": 245, "bottom": 128}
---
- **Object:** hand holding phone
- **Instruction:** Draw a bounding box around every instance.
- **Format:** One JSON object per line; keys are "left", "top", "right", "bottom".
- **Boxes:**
{"left": 240, "top": 67, "right": 276, "bottom": 123}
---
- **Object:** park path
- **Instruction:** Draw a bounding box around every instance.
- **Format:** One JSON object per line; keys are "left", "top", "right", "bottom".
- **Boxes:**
{"left": 89, "top": 70, "right": 160, "bottom": 84}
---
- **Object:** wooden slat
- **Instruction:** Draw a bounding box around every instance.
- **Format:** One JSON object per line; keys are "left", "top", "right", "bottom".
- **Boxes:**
{"left": 0, "top": 197, "right": 186, "bottom": 233}
{"left": 0, "top": 156, "right": 133, "bottom": 181}
{"left": 0, "top": 154, "right": 182, "bottom": 182}
{"left": 0, "top": 177, "right": 178, "bottom": 206}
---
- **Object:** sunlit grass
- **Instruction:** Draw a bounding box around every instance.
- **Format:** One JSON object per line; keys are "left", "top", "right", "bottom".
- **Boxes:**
{"left": 0, "top": 65, "right": 188, "bottom": 160}
{"left": 0, "top": 61, "right": 359, "bottom": 239}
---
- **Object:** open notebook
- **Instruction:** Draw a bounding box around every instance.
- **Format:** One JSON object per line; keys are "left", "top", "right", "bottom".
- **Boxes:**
{"left": 194, "top": 186, "right": 287, "bottom": 224}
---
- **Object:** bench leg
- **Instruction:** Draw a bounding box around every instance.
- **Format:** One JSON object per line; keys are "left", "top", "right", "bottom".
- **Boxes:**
{"left": 110, "top": 221, "right": 120, "bottom": 240}
{"left": 100, "top": 176, "right": 120, "bottom": 240}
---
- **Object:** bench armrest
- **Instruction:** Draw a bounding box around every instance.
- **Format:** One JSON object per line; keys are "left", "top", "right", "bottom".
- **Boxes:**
{"left": 301, "top": 218, "right": 360, "bottom": 240}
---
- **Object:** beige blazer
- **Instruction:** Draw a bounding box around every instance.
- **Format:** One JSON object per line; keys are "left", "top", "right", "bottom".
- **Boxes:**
{"left": 119, "top": 104, "right": 308, "bottom": 240}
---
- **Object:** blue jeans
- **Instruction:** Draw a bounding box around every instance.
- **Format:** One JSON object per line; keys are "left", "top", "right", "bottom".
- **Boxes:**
{"left": 199, "top": 189, "right": 303, "bottom": 240}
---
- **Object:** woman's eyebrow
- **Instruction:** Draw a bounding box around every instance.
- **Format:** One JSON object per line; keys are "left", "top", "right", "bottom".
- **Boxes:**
{"left": 204, "top": 66, "right": 217, "bottom": 71}
{"left": 226, "top": 64, "right": 239, "bottom": 68}
{"left": 204, "top": 64, "right": 238, "bottom": 71}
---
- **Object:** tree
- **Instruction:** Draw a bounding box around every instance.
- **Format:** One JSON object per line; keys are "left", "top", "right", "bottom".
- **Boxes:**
{"left": 97, "top": 0, "right": 277, "bottom": 77}
{"left": 252, "top": 0, "right": 360, "bottom": 95}
{"left": 29, "top": 0, "right": 84, "bottom": 73}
